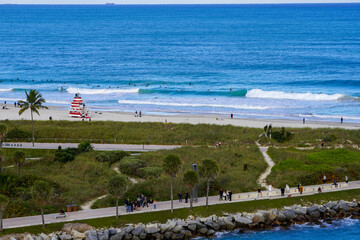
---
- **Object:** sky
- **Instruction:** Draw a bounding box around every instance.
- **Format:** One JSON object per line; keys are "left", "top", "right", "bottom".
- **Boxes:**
{"left": 1, "top": 0, "right": 360, "bottom": 4}
{"left": 0, "top": 0, "right": 360, "bottom": 4}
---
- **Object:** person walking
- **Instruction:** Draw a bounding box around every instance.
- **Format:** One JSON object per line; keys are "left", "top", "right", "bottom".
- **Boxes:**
{"left": 219, "top": 189, "right": 223, "bottom": 201}
{"left": 178, "top": 192, "right": 182, "bottom": 202}
{"left": 345, "top": 175, "right": 349, "bottom": 183}
{"left": 341, "top": 117, "right": 343, "bottom": 124}
{"left": 281, "top": 187, "right": 285, "bottom": 197}
{"left": 257, "top": 187, "right": 262, "bottom": 197}
{"left": 268, "top": 184, "right": 272, "bottom": 192}
{"left": 185, "top": 192, "right": 189, "bottom": 203}
{"left": 285, "top": 184, "right": 290, "bottom": 193}
{"left": 303, "top": 118, "right": 305, "bottom": 124}
{"left": 299, "top": 184, "right": 303, "bottom": 194}
{"left": 333, "top": 179, "right": 338, "bottom": 188}
{"left": 222, "top": 191, "right": 227, "bottom": 201}
{"left": 228, "top": 190, "right": 232, "bottom": 201}
{"left": 153, "top": 200, "right": 157, "bottom": 209}
{"left": 323, "top": 175, "right": 326, "bottom": 184}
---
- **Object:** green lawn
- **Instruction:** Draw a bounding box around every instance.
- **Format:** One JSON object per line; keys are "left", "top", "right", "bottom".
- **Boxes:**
{"left": 1, "top": 188, "right": 359, "bottom": 237}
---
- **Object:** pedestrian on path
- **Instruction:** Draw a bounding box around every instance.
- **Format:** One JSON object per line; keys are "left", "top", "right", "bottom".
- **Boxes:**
{"left": 153, "top": 200, "right": 157, "bottom": 209}
{"left": 345, "top": 175, "right": 349, "bottom": 183}
{"left": 281, "top": 187, "right": 285, "bottom": 196}
{"left": 228, "top": 190, "right": 232, "bottom": 201}
{"left": 178, "top": 192, "right": 182, "bottom": 202}
{"left": 257, "top": 187, "right": 262, "bottom": 197}
{"left": 285, "top": 184, "right": 290, "bottom": 193}
{"left": 333, "top": 179, "right": 338, "bottom": 188}
{"left": 185, "top": 192, "right": 189, "bottom": 203}
{"left": 268, "top": 184, "right": 272, "bottom": 192}
{"left": 219, "top": 189, "right": 223, "bottom": 201}
{"left": 323, "top": 175, "right": 326, "bottom": 184}
{"left": 222, "top": 191, "right": 227, "bottom": 201}
{"left": 299, "top": 184, "right": 303, "bottom": 194}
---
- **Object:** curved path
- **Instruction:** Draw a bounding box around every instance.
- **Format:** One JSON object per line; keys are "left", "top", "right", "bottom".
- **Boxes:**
{"left": 256, "top": 142, "right": 275, "bottom": 189}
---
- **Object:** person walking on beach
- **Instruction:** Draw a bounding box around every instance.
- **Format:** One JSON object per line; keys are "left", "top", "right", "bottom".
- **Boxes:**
{"left": 139, "top": 111, "right": 142, "bottom": 117}
{"left": 303, "top": 118, "right": 305, "bottom": 124}
{"left": 341, "top": 117, "right": 343, "bottom": 124}
{"left": 345, "top": 175, "right": 349, "bottom": 183}
{"left": 299, "top": 184, "right": 303, "bottom": 194}
{"left": 323, "top": 175, "right": 326, "bottom": 184}
{"left": 219, "top": 189, "right": 223, "bottom": 201}
{"left": 281, "top": 187, "right": 285, "bottom": 197}
{"left": 178, "top": 192, "right": 182, "bottom": 202}
{"left": 257, "top": 187, "right": 262, "bottom": 197}
{"left": 185, "top": 192, "right": 189, "bottom": 203}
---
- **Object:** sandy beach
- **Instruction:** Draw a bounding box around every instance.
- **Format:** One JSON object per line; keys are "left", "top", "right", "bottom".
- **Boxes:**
{"left": 0, "top": 104, "right": 359, "bottom": 130}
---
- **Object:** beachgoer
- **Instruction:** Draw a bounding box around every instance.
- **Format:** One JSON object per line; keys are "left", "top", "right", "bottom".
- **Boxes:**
{"left": 231, "top": 113, "right": 233, "bottom": 119}
{"left": 285, "top": 184, "right": 290, "bottom": 193}
{"left": 318, "top": 187, "right": 322, "bottom": 193}
{"left": 153, "top": 200, "right": 157, "bottom": 209}
{"left": 341, "top": 117, "right": 343, "bottom": 124}
{"left": 303, "top": 118, "right": 305, "bottom": 124}
{"left": 299, "top": 184, "right": 303, "bottom": 194}
{"left": 135, "top": 111, "right": 138, "bottom": 117}
{"left": 323, "top": 175, "right": 326, "bottom": 184}
{"left": 257, "top": 187, "right": 262, "bottom": 197}
{"left": 222, "top": 191, "right": 227, "bottom": 201}
{"left": 345, "top": 175, "right": 349, "bottom": 183}
{"left": 268, "top": 184, "right": 272, "bottom": 192}
{"left": 228, "top": 190, "right": 232, "bottom": 201}
{"left": 219, "top": 189, "right": 223, "bottom": 201}
{"left": 333, "top": 179, "right": 338, "bottom": 188}
{"left": 59, "top": 209, "right": 65, "bottom": 215}
{"left": 185, "top": 192, "right": 189, "bottom": 203}
{"left": 139, "top": 111, "right": 142, "bottom": 117}
{"left": 281, "top": 187, "right": 285, "bottom": 197}
{"left": 14, "top": 102, "right": 16, "bottom": 108}
{"left": 178, "top": 192, "right": 182, "bottom": 202}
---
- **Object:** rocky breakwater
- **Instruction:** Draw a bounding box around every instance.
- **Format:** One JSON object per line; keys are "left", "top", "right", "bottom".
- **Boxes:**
{"left": 4, "top": 200, "right": 360, "bottom": 240}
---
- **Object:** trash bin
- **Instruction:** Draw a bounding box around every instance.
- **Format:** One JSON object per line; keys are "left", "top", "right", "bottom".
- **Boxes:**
{"left": 67, "top": 205, "right": 72, "bottom": 212}
{"left": 72, "top": 204, "right": 78, "bottom": 211}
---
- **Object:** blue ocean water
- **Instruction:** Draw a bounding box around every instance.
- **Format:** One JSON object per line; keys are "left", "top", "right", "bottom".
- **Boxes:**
{"left": 0, "top": 4, "right": 360, "bottom": 122}
{"left": 205, "top": 218, "right": 360, "bottom": 240}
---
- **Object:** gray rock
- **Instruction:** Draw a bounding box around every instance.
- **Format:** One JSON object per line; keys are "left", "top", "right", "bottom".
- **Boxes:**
{"left": 123, "top": 226, "right": 134, "bottom": 234}
{"left": 132, "top": 236, "right": 140, "bottom": 240}
{"left": 180, "top": 230, "right": 192, "bottom": 237}
{"left": 145, "top": 227, "right": 160, "bottom": 234}
{"left": 124, "top": 234, "right": 131, "bottom": 240}
{"left": 339, "top": 203, "right": 349, "bottom": 212}
{"left": 166, "top": 220, "right": 176, "bottom": 230}
{"left": 164, "top": 232, "right": 172, "bottom": 240}
{"left": 348, "top": 202, "right": 358, "bottom": 208}
{"left": 234, "top": 216, "right": 252, "bottom": 227}
{"left": 139, "top": 233, "right": 147, "bottom": 240}
{"left": 10, "top": 237, "right": 18, "bottom": 240}
{"left": 284, "top": 210, "right": 297, "bottom": 220}
{"left": 85, "top": 231, "right": 97, "bottom": 237}
{"left": 206, "top": 229, "right": 216, "bottom": 236}
{"left": 307, "top": 205, "right": 319, "bottom": 215}
{"left": 171, "top": 234, "right": 182, "bottom": 240}
{"left": 175, "top": 219, "right": 187, "bottom": 227}
{"left": 186, "top": 220, "right": 205, "bottom": 230}
{"left": 204, "top": 220, "right": 220, "bottom": 230}
{"left": 87, "top": 235, "right": 98, "bottom": 240}
{"left": 40, "top": 233, "right": 50, "bottom": 240}
{"left": 72, "top": 230, "right": 86, "bottom": 240}
{"left": 98, "top": 232, "right": 109, "bottom": 240}
{"left": 222, "top": 217, "right": 235, "bottom": 230}
{"left": 151, "top": 233, "right": 162, "bottom": 240}
{"left": 172, "top": 225, "right": 183, "bottom": 234}
{"left": 216, "top": 219, "right": 226, "bottom": 229}
{"left": 198, "top": 228, "right": 208, "bottom": 235}
{"left": 160, "top": 224, "right": 170, "bottom": 233}
{"left": 108, "top": 229, "right": 117, "bottom": 236}
{"left": 63, "top": 223, "right": 95, "bottom": 234}
{"left": 186, "top": 224, "right": 196, "bottom": 232}
{"left": 276, "top": 212, "right": 287, "bottom": 222}
{"left": 51, "top": 234, "right": 59, "bottom": 240}
{"left": 324, "top": 201, "right": 337, "bottom": 209}
{"left": 252, "top": 213, "right": 265, "bottom": 223}
{"left": 24, "top": 234, "right": 35, "bottom": 240}
{"left": 59, "top": 235, "right": 72, "bottom": 240}
{"left": 132, "top": 226, "right": 145, "bottom": 236}
{"left": 110, "top": 232, "right": 125, "bottom": 240}
{"left": 295, "top": 208, "right": 307, "bottom": 215}
{"left": 310, "top": 211, "right": 321, "bottom": 218}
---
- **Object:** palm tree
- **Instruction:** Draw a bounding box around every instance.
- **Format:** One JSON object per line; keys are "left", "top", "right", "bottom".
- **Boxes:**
{"left": 31, "top": 181, "right": 54, "bottom": 229}
{"left": 0, "top": 124, "right": 7, "bottom": 173}
{"left": 183, "top": 170, "right": 199, "bottom": 210}
{"left": 163, "top": 154, "right": 182, "bottom": 213}
{"left": 18, "top": 90, "right": 48, "bottom": 147}
{"left": 13, "top": 150, "right": 26, "bottom": 177}
{"left": 107, "top": 175, "right": 129, "bottom": 220}
{"left": 199, "top": 159, "right": 220, "bottom": 208}
{"left": 0, "top": 194, "right": 9, "bottom": 232}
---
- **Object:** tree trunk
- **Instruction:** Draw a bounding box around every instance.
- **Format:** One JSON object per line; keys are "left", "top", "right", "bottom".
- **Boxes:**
{"left": 189, "top": 189, "right": 193, "bottom": 210}
{"left": 18, "top": 165, "right": 21, "bottom": 177}
{"left": 31, "top": 110, "right": 35, "bottom": 147}
{"left": 170, "top": 176, "right": 174, "bottom": 213}
{"left": 0, "top": 210, "right": 3, "bottom": 232}
{"left": 41, "top": 205, "right": 45, "bottom": 229}
{"left": 206, "top": 179, "right": 209, "bottom": 208}
{"left": 116, "top": 198, "right": 119, "bottom": 220}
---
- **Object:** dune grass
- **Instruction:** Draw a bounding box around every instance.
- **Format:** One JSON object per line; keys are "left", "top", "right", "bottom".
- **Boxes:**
{"left": 267, "top": 147, "right": 360, "bottom": 188}
{"left": 1, "top": 188, "right": 359, "bottom": 237}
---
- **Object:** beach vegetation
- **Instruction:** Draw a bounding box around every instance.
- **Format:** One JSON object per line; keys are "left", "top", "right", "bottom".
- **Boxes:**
{"left": 163, "top": 154, "right": 182, "bottom": 213}
{"left": 199, "top": 159, "right": 219, "bottom": 207}
{"left": 118, "top": 156, "right": 145, "bottom": 175}
{"left": 183, "top": 170, "right": 199, "bottom": 210}
{"left": 95, "top": 151, "right": 129, "bottom": 166}
{"left": 12, "top": 150, "right": 26, "bottom": 177}
{"left": 18, "top": 90, "right": 48, "bottom": 147}
{"left": 107, "top": 175, "right": 130, "bottom": 220}
{"left": 0, "top": 194, "right": 9, "bottom": 232}
{"left": 31, "top": 181, "right": 54, "bottom": 228}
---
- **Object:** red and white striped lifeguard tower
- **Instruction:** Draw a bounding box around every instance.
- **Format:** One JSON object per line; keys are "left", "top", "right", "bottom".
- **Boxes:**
{"left": 69, "top": 93, "right": 91, "bottom": 119}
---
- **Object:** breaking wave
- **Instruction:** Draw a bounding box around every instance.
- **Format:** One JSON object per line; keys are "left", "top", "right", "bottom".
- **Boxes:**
{"left": 66, "top": 87, "right": 139, "bottom": 94}
{"left": 0, "top": 88, "right": 13, "bottom": 92}
{"left": 246, "top": 89, "right": 346, "bottom": 101}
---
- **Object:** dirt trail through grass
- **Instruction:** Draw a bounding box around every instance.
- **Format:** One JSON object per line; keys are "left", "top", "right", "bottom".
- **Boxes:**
{"left": 256, "top": 141, "right": 275, "bottom": 189}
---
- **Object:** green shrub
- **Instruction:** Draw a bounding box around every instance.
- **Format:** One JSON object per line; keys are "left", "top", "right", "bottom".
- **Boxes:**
{"left": 5, "top": 127, "right": 31, "bottom": 139}
{"left": 54, "top": 147, "right": 77, "bottom": 164}
{"left": 323, "top": 134, "right": 337, "bottom": 142}
{"left": 78, "top": 141, "right": 93, "bottom": 153}
{"left": 272, "top": 127, "right": 293, "bottom": 143}
{"left": 95, "top": 151, "right": 130, "bottom": 165}
{"left": 118, "top": 157, "right": 145, "bottom": 175}
{"left": 137, "top": 167, "right": 163, "bottom": 179}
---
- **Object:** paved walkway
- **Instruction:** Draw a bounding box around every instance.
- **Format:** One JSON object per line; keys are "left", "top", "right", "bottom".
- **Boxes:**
{"left": 2, "top": 142, "right": 182, "bottom": 152}
{"left": 3, "top": 181, "right": 360, "bottom": 229}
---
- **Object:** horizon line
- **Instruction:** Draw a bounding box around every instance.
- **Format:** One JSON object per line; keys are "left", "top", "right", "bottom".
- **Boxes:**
{"left": 2, "top": 2, "right": 360, "bottom": 4}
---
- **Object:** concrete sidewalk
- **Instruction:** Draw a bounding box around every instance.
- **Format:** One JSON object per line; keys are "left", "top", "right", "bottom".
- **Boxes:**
{"left": 3, "top": 181, "right": 360, "bottom": 229}
{"left": 2, "top": 142, "right": 182, "bottom": 152}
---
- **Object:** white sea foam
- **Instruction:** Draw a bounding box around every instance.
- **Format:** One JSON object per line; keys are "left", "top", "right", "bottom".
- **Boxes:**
{"left": 299, "top": 114, "right": 360, "bottom": 120}
{"left": 0, "top": 88, "right": 13, "bottom": 92}
{"left": 246, "top": 89, "right": 345, "bottom": 101}
{"left": 117, "top": 100, "right": 271, "bottom": 110}
{"left": 67, "top": 87, "right": 139, "bottom": 94}
{"left": 47, "top": 100, "right": 70, "bottom": 105}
